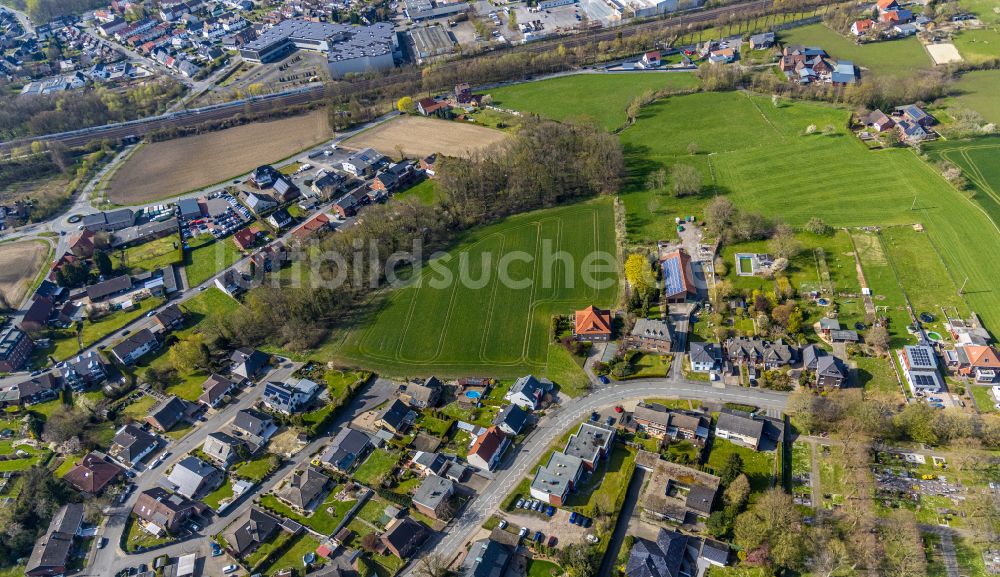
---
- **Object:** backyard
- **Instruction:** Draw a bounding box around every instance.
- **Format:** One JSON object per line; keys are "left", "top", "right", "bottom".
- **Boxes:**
{"left": 259, "top": 490, "right": 357, "bottom": 535}
{"left": 706, "top": 438, "right": 775, "bottom": 496}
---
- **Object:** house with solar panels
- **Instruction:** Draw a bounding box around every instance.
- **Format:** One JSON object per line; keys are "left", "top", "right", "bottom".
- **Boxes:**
{"left": 660, "top": 249, "right": 696, "bottom": 303}
{"left": 899, "top": 344, "right": 943, "bottom": 394}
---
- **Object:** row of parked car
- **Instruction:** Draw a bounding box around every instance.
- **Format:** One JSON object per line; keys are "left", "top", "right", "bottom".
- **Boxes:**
{"left": 516, "top": 497, "right": 555, "bottom": 516}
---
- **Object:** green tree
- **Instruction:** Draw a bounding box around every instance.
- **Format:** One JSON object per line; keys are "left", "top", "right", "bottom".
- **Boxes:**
{"left": 670, "top": 163, "right": 701, "bottom": 197}
{"left": 733, "top": 489, "right": 807, "bottom": 571}
{"left": 94, "top": 250, "right": 114, "bottom": 276}
{"left": 723, "top": 473, "right": 751, "bottom": 510}
{"left": 719, "top": 452, "right": 744, "bottom": 485}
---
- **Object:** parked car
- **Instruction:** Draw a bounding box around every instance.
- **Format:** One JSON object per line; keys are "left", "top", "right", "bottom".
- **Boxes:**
{"left": 534, "top": 531, "right": 544, "bottom": 543}
{"left": 519, "top": 526, "right": 528, "bottom": 537}
{"left": 586, "top": 534, "right": 600, "bottom": 544}
{"left": 97, "top": 537, "right": 108, "bottom": 549}
{"left": 223, "top": 565, "right": 239, "bottom": 574}
{"left": 599, "top": 375, "right": 610, "bottom": 384}
{"left": 516, "top": 498, "right": 525, "bottom": 508}
{"left": 498, "top": 520, "right": 508, "bottom": 530}
{"left": 546, "top": 505, "right": 555, "bottom": 516}
{"left": 547, "top": 535, "right": 558, "bottom": 547}
{"left": 582, "top": 517, "right": 592, "bottom": 528}
{"left": 569, "top": 512, "right": 578, "bottom": 524}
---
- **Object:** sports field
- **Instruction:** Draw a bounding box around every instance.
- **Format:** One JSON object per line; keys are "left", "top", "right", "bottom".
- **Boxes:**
{"left": 778, "top": 24, "right": 931, "bottom": 77}
{"left": 488, "top": 72, "right": 699, "bottom": 132}
{"left": 342, "top": 115, "right": 507, "bottom": 159}
{"left": 107, "top": 109, "right": 333, "bottom": 205}
{"left": 334, "top": 198, "right": 619, "bottom": 378}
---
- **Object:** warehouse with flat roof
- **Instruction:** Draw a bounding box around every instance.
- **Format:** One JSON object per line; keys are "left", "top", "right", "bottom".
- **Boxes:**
{"left": 239, "top": 20, "right": 397, "bottom": 77}
{"left": 410, "top": 26, "right": 454, "bottom": 62}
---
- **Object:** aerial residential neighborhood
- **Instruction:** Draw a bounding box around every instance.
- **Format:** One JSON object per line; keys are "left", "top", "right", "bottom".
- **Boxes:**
{"left": 1, "top": 0, "right": 1000, "bottom": 575}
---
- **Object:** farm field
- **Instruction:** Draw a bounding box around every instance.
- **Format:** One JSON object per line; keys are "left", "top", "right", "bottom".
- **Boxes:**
{"left": 0, "top": 240, "right": 49, "bottom": 307}
{"left": 778, "top": 23, "right": 931, "bottom": 77}
{"left": 342, "top": 115, "right": 507, "bottom": 159}
{"left": 333, "top": 198, "right": 619, "bottom": 378}
{"left": 944, "top": 70, "right": 1000, "bottom": 123}
{"left": 107, "top": 109, "right": 333, "bottom": 204}
{"left": 487, "top": 72, "right": 699, "bottom": 132}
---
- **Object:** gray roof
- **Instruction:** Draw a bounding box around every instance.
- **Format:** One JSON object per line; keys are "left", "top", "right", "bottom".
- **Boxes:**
{"left": 816, "top": 355, "right": 845, "bottom": 379}
{"left": 631, "top": 317, "right": 672, "bottom": 341}
{"left": 412, "top": 474, "right": 453, "bottom": 511}
{"left": 111, "top": 328, "right": 157, "bottom": 361}
{"left": 466, "top": 539, "right": 512, "bottom": 577}
{"left": 802, "top": 344, "right": 824, "bottom": 370}
{"left": 531, "top": 451, "right": 583, "bottom": 499}
{"left": 25, "top": 503, "right": 83, "bottom": 575}
{"left": 110, "top": 424, "right": 158, "bottom": 463}
{"left": 685, "top": 484, "right": 716, "bottom": 515}
{"left": 322, "top": 427, "right": 371, "bottom": 470}
{"left": 413, "top": 451, "right": 449, "bottom": 475}
{"left": 378, "top": 399, "right": 410, "bottom": 429}
{"left": 224, "top": 506, "right": 280, "bottom": 556}
{"left": 699, "top": 539, "right": 729, "bottom": 565}
{"left": 233, "top": 408, "right": 272, "bottom": 436}
{"left": 492, "top": 404, "right": 528, "bottom": 433}
{"left": 564, "top": 422, "right": 613, "bottom": 463}
{"left": 85, "top": 274, "right": 132, "bottom": 300}
{"left": 626, "top": 529, "right": 688, "bottom": 577}
{"left": 688, "top": 342, "right": 722, "bottom": 365}
{"left": 243, "top": 20, "right": 395, "bottom": 62}
{"left": 716, "top": 411, "right": 763, "bottom": 442}
{"left": 149, "top": 395, "right": 187, "bottom": 430}
{"left": 168, "top": 456, "right": 220, "bottom": 498}
{"left": 633, "top": 404, "right": 671, "bottom": 427}
{"left": 277, "top": 466, "right": 329, "bottom": 509}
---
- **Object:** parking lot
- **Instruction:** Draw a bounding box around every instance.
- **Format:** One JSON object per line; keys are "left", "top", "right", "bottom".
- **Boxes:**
{"left": 501, "top": 499, "right": 596, "bottom": 547}
{"left": 180, "top": 191, "right": 252, "bottom": 243}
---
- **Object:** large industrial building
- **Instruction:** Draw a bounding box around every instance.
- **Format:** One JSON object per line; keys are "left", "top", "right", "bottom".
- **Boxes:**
{"left": 239, "top": 20, "right": 398, "bottom": 77}
{"left": 410, "top": 26, "right": 455, "bottom": 62}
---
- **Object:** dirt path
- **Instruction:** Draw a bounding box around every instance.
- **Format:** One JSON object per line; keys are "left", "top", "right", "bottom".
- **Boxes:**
{"left": 809, "top": 440, "right": 822, "bottom": 514}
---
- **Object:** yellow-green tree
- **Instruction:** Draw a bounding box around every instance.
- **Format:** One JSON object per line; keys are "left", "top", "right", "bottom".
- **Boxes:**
{"left": 624, "top": 253, "right": 654, "bottom": 297}
{"left": 396, "top": 96, "right": 415, "bottom": 114}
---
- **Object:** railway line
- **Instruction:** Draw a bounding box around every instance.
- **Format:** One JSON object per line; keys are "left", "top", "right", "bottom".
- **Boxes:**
{"left": 0, "top": 0, "right": 793, "bottom": 151}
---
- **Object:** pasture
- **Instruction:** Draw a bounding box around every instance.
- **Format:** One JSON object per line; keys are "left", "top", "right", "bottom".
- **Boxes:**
{"left": 943, "top": 70, "right": 1000, "bottom": 124}
{"left": 334, "top": 198, "right": 619, "bottom": 378}
{"left": 778, "top": 24, "right": 932, "bottom": 77}
{"left": 487, "top": 72, "right": 699, "bottom": 132}
{"left": 107, "top": 109, "right": 333, "bottom": 204}
{"left": 0, "top": 240, "right": 49, "bottom": 307}
{"left": 342, "top": 115, "right": 507, "bottom": 159}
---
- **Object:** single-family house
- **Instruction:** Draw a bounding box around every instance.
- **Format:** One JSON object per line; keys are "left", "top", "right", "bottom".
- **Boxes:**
{"left": 232, "top": 227, "right": 259, "bottom": 250}
{"left": 266, "top": 208, "right": 293, "bottom": 230}
{"left": 715, "top": 411, "right": 764, "bottom": 450}
{"left": 399, "top": 378, "right": 441, "bottom": 408}
{"left": 865, "top": 109, "right": 895, "bottom": 132}
{"left": 146, "top": 395, "right": 188, "bottom": 432}
{"left": 230, "top": 348, "right": 270, "bottom": 380}
{"left": 493, "top": 404, "right": 528, "bottom": 435}
{"left": 504, "top": 374, "right": 553, "bottom": 410}
{"left": 202, "top": 431, "right": 246, "bottom": 466}
{"left": 749, "top": 31, "right": 775, "bottom": 49}
{"left": 276, "top": 465, "right": 330, "bottom": 511}
{"left": 199, "top": 373, "right": 239, "bottom": 407}
{"left": 85, "top": 275, "right": 132, "bottom": 301}
{"left": 376, "top": 399, "right": 414, "bottom": 434}
{"left": 111, "top": 328, "right": 159, "bottom": 365}
{"left": 320, "top": 427, "right": 372, "bottom": 472}
{"left": 955, "top": 344, "right": 1000, "bottom": 383}
{"left": 167, "top": 456, "right": 222, "bottom": 498}
{"left": 133, "top": 487, "right": 204, "bottom": 534}
{"left": 574, "top": 305, "right": 612, "bottom": 341}
{"left": 876, "top": 0, "right": 900, "bottom": 13}
{"left": 244, "top": 192, "right": 278, "bottom": 214}
{"left": 231, "top": 409, "right": 277, "bottom": 452}
{"left": 625, "top": 528, "right": 694, "bottom": 577}
{"left": 467, "top": 427, "right": 509, "bottom": 471}
{"left": 0, "top": 373, "right": 61, "bottom": 407}
{"left": 464, "top": 539, "right": 513, "bottom": 577}
{"left": 896, "top": 104, "right": 935, "bottom": 126}
{"left": 108, "top": 424, "right": 159, "bottom": 465}
{"left": 688, "top": 342, "right": 722, "bottom": 373}
{"left": 640, "top": 50, "right": 661, "bottom": 68}
{"left": 153, "top": 304, "right": 185, "bottom": 332}
{"left": 381, "top": 517, "right": 429, "bottom": 559}
{"left": 416, "top": 97, "right": 450, "bottom": 116}
{"left": 342, "top": 148, "right": 385, "bottom": 178}
{"left": 412, "top": 474, "right": 454, "bottom": 520}
{"left": 223, "top": 506, "right": 281, "bottom": 558}
{"left": 333, "top": 188, "right": 370, "bottom": 218}
{"left": 262, "top": 378, "right": 320, "bottom": 414}
{"left": 900, "top": 344, "right": 942, "bottom": 393}
{"left": 851, "top": 18, "right": 875, "bottom": 35}
{"left": 63, "top": 452, "right": 123, "bottom": 495}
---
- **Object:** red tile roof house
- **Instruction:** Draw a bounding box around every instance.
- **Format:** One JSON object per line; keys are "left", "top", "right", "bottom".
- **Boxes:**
{"left": 954, "top": 345, "right": 1000, "bottom": 383}
{"left": 467, "top": 426, "right": 510, "bottom": 471}
{"left": 232, "top": 227, "right": 259, "bottom": 251}
{"left": 416, "top": 97, "right": 450, "bottom": 116}
{"left": 851, "top": 18, "right": 876, "bottom": 36}
{"left": 574, "top": 305, "right": 612, "bottom": 342}
{"left": 291, "top": 213, "right": 332, "bottom": 241}
{"left": 876, "top": 0, "right": 899, "bottom": 13}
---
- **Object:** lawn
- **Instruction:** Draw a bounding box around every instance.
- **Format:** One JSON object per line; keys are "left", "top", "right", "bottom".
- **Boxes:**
{"left": 353, "top": 450, "right": 401, "bottom": 487}
{"left": 184, "top": 233, "right": 244, "bottom": 286}
{"left": 706, "top": 438, "right": 774, "bottom": 496}
{"left": 259, "top": 491, "right": 357, "bottom": 535}
{"left": 779, "top": 23, "right": 932, "bottom": 77}
{"left": 333, "top": 198, "right": 619, "bottom": 379}
{"left": 124, "top": 515, "right": 175, "bottom": 553}
{"left": 487, "top": 72, "right": 699, "bottom": 132}
{"left": 0, "top": 442, "right": 50, "bottom": 472}
{"left": 233, "top": 453, "right": 280, "bottom": 482}
{"left": 202, "top": 477, "right": 235, "bottom": 511}
{"left": 849, "top": 230, "right": 913, "bottom": 347}
{"left": 855, "top": 356, "right": 902, "bottom": 397}
{"left": 526, "top": 560, "right": 564, "bottom": 577}
{"left": 121, "top": 234, "right": 182, "bottom": 274}
{"left": 970, "top": 385, "right": 998, "bottom": 413}
{"left": 260, "top": 532, "right": 322, "bottom": 577}
{"left": 395, "top": 179, "right": 440, "bottom": 206}
{"left": 952, "top": 0, "right": 1000, "bottom": 63}
{"left": 626, "top": 352, "right": 670, "bottom": 379}
{"left": 564, "top": 444, "right": 636, "bottom": 516}
{"left": 121, "top": 395, "right": 157, "bottom": 420}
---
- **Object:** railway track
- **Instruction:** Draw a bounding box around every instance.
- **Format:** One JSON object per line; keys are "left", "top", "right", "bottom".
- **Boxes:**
{"left": 1, "top": 0, "right": 792, "bottom": 151}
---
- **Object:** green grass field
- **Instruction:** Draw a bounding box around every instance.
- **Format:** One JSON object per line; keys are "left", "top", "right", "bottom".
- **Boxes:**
{"left": 945, "top": 70, "right": 1000, "bottom": 124}
{"left": 122, "top": 234, "right": 182, "bottom": 274}
{"left": 952, "top": 0, "right": 1000, "bottom": 63}
{"left": 778, "top": 23, "right": 931, "bottom": 77}
{"left": 332, "top": 198, "right": 619, "bottom": 379}
{"left": 395, "top": 179, "right": 439, "bottom": 206}
{"left": 706, "top": 438, "right": 774, "bottom": 496}
{"left": 261, "top": 533, "right": 322, "bottom": 577}
{"left": 488, "top": 72, "right": 699, "bottom": 131}
{"left": 259, "top": 490, "right": 356, "bottom": 535}
{"left": 185, "top": 233, "right": 244, "bottom": 286}
{"left": 353, "top": 450, "right": 401, "bottom": 487}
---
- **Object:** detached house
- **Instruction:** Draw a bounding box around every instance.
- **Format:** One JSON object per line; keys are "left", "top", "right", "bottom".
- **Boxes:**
{"left": 661, "top": 249, "right": 697, "bottom": 303}
{"left": 574, "top": 305, "right": 612, "bottom": 341}
{"left": 376, "top": 399, "right": 414, "bottom": 434}
{"left": 202, "top": 431, "right": 246, "bottom": 466}
{"left": 851, "top": 18, "right": 875, "bottom": 36}
{"left": 231, "top": 348, "right": 270, "bottom": 380}
{"left": 900, "top": 344, "right": 943, "bottom": 393}
{"left": 493, "top": 404, "right": 528, "bottom": 435}
{"left": 412, "top": 474, "right": 454, "bottom": 520}
{"left": 399, "top": 377, "right": 441, "bottom": 408}
{"left": 276, "top": 465, "right": 330, "bottom": 512}
{"left": 63, "top": 452, "right": 123, "bottom": 495}
{"left": 146, "top": 395, "right": 188, "bottom": 432}
{"left": 381, "top": 517, "right": 429, "bottom": 559}
{"left": 111, "top": 329, "right": 159, "bottom": 365}
{"left": 223, "top": 507, "right": 281, "bottom": 558}
{"left": 342, "top": 148, "right": 385, "bottom": 178}
{"left": 321, "top": 427, "right": 372, "bottom": 472}
{"left": 199, "top": 373, "right": 239, "bottom": 407}
{"left": 954, "top": 344, "right": 1000, "bottom": 383}
{"left": 133, "top": 488, "right": 204, "bottom": 534}
{"left": 467, "top": 427, "right": 509, "bottom": 471}
{"left": 505, "top": 374, "right": 553, "bottom": 410}
{"left": 715, "top": 411, "right": 764, "bottom": 450}
{"left": 167, "top": 456, "right": 222, "bottom": 498}
{"left": 864, "top": 109, "right": 895, "bottom": 132}
{"left": 231, "top": 409, "right": 277, "bottom": 452}
{"left": 25, "top": 504, "right": 84, "bottom": 577}
{"left": 262, "top": 378, "right": 320, "bottom": 414}
{"left": 109, "top": 424, "right": 159, "bottom": 465}
{"left": 689, "top": 342, "right": 723, "bottom": 373}
{"left": 626, "top": 318, "right": 672, "bottom": 355}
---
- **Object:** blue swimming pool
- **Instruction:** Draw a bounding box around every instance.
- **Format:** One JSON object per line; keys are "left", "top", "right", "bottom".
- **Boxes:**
{"left": 465, "top": 390, "right": 482, "bottom": 399}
